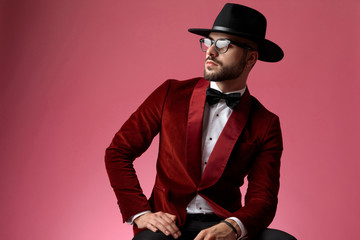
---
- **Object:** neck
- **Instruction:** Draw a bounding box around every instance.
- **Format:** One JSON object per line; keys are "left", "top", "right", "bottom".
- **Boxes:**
{"left": 214, "top": 76, "right": 247, "bottom": 93}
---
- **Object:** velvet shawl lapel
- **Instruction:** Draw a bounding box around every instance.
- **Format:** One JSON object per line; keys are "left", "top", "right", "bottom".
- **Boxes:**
{"left": 185, "top": 78, "right": 209, "bottom": 187}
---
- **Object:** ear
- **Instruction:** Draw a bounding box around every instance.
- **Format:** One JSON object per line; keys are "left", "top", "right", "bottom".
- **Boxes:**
{"left": 246, "top": 51, "right": 258, "bottom": 68}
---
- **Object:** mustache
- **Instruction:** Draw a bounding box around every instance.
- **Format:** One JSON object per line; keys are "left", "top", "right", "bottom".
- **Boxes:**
{"left": 205, "top": 56, "right": 222, "bottom": 66}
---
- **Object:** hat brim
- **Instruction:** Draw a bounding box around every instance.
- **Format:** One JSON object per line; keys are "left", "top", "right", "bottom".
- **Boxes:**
{"left": 188, "top": 28, "right": 284, "bottom": 62}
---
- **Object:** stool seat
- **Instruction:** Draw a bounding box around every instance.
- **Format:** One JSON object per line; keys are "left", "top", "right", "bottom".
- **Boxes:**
{"left": 254, "top": 228, "right": 296, "bottom": 240}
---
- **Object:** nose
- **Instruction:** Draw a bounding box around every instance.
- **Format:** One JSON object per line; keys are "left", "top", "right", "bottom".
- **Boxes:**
{"left": 206, "top": 43, "right": 219, "bottom": 57}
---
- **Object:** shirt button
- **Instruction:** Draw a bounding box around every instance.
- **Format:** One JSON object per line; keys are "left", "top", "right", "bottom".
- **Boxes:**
{"left": 216, "top": 114, "right": 219, "bottom": 117}
{"left": 209, "top": 137, "right": 212, "bottom": 140}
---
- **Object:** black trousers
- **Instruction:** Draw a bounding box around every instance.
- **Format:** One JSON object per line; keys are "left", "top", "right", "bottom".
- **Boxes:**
{"left": 132, "top": 214, "right": 296, "bottom": 240}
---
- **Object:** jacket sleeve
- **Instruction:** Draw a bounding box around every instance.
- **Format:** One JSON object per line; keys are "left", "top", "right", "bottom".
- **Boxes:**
{"left": 104, "top": 80, "right": 171, "bottom": 222}
{"left": 234, "top": 115, "right": 283, "bottom": 238}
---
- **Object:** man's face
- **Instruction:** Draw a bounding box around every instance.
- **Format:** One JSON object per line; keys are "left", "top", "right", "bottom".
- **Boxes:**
{"left": 203, "top": 32, "right": 248, "bottom": 82}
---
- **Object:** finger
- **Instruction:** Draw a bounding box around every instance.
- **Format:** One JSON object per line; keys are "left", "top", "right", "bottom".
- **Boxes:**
{"left": 203, "top": 231, "right": 216, "bottom": 240}
{"left": 161, "top": 214, "right": 181, "bottom": 238}
{"left": 194, "top": 230, "right": 206, "bottom": 240}
{"left": 157, "top": 212, "right": 175, "bottom": 224}
{"left": 154, "top": 213, "right": 181, "bottom": 238}
{"left": 164, "top": 212, "right": 177, "bottom": 222}
{"left": 156, "top": 220, "right": 179, "bottom": 238}
{"left": 160, "top": 215, "right": 179, "bottom": 231}
{"left": 146, "top": 223, "right": 158, "bottom": 233}
{"left": 155, "top": 212, "right": 179, "bottom": 229}
{"left": 148, "top": 216, "right": 173, "bottom": 236}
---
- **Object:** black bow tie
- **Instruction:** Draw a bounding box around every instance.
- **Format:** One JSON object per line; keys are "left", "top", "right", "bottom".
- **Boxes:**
{"left": 206, "top": 87, "right": 241, "bottom": 109}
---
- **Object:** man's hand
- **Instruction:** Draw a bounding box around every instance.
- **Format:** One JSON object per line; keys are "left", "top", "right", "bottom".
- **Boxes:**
{"left": 194, "top": 219, "right": 240, "bottom": 240}
{"left": 134, "top": 211, "right": 181, "bottom": 239}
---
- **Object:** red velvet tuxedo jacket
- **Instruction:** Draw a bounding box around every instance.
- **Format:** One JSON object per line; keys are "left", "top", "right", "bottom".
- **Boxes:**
{"left": 105, "top": 78, "right": 283, "bottom": 238}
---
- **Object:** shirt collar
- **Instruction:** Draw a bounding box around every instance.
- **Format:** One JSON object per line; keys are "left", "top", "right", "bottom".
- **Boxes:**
{"left": 210, "top": 81, "right": 247, "bottom": 96}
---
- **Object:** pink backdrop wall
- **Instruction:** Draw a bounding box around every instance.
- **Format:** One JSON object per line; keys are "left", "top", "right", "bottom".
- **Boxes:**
{"left": 1, "top": 0, "right": 359, "bottom": 239}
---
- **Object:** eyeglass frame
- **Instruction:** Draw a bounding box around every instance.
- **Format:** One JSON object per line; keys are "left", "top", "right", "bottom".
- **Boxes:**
{"left": 199, "top": 37, "right": 255, "bottom": 54}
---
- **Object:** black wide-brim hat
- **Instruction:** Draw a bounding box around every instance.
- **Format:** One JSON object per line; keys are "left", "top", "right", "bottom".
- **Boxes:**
{"left": 188, "top": 3, "right": 284, "bottom": 62}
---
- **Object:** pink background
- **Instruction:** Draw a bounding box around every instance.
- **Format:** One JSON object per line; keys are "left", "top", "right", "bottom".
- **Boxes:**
{"left": 1, "top": 0, "right": 359, "bottom": 239}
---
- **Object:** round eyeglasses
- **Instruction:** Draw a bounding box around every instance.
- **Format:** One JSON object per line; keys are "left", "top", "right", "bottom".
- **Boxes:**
{"left": 200, "top": 38, "right": 254, "bottom": 54}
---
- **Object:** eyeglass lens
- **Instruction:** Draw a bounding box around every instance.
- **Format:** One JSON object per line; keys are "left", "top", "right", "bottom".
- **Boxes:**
{"left": 200, "top": 38, "right": 230, "bottom": 53}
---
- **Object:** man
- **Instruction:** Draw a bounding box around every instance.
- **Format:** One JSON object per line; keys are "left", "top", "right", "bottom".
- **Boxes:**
{"left": 105, "top": 3, "right": 284, "bottom": 240}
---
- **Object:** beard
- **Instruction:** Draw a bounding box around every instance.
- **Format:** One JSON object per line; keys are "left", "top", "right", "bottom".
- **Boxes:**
{"left": 204, "top": 55, "right": 247, "bottom": 82}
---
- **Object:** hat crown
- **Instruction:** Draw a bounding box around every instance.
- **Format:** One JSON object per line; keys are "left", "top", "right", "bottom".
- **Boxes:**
{"left": 213, "top": 3, "right": 267, "bottom": 39}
